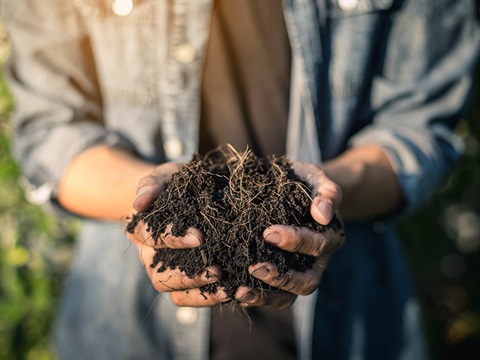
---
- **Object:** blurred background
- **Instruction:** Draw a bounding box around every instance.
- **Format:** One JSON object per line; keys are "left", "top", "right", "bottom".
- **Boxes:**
{"left": 0, "top": 14, "right": 479, "bottom": 360}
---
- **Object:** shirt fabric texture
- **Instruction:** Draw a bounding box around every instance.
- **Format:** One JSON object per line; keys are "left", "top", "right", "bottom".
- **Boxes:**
{"left": 2, "top": 0, "right": 479, "bottom": 359}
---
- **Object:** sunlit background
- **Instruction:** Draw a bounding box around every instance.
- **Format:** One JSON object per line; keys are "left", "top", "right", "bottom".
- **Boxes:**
{"left": 0, "top": 13, "right": 479, "bottom": 360}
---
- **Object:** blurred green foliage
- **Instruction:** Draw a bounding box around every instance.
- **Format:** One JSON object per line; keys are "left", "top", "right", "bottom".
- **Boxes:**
{"left": 0, "top": 18, "right": 479, "bottom": 360}
{"left": 0, "top": 24, "right": 79, "bottom": 360}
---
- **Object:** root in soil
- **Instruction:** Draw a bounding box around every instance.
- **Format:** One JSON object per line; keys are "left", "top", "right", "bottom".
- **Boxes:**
{"left": 127, "top": 145, "right": 343, "bottom": 299}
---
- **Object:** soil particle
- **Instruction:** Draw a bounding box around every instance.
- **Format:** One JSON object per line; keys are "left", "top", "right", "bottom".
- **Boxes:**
{"left": 127, "top": 146, "right": 343, "bottom": 298}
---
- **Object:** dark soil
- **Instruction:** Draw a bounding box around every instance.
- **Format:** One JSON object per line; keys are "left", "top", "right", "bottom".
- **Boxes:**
{"left": 127, "top": 146, "right": 343, "bottom": 298}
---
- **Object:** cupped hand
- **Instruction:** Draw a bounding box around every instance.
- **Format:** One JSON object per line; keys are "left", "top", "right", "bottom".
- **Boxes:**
{"left": 236, "top": 162, "right": 345, "bottom": 308}
{"left": 126, "top": 162, "right": 229, "bottom": 307}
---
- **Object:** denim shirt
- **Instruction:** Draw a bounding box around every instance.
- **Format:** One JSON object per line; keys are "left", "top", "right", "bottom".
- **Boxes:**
{"left": 3, "top": 0, "right": 479, "bottom": 359}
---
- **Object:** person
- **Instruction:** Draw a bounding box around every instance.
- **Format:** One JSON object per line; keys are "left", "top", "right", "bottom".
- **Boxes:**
{"left": 2, "top": 0, "right": 479, "bottom": 359}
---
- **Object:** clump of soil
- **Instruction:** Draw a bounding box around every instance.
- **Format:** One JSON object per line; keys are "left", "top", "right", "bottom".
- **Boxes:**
{"left": 127, "top": 146, "right": 343, "bottom": 298}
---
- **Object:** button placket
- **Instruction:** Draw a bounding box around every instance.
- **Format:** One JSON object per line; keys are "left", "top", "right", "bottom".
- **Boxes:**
{"left": 162, "top": 1, "right": 190, "bottom": 161}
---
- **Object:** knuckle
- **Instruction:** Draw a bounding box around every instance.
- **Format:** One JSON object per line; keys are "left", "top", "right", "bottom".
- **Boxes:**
{"left": 153, "top": 278, "right": 167, "bottom": 293}
{"left": 152, "top": 269, "right": 185, "bottom": 292}
{"left": 283, "top": 231, "right": 301, "bottom": 253}
{"left": 258, "top": 291, "right": 286, "bottom": 309}
{"left": 277, "top": 292, "right": 297, "bottom": 309}
{"left": 273, "top": 272, "right": 296, "bottom": 293}
{"left": 213, "top": 289, "right": 229, "bottom": 304}
{"left": 169, "top": 292, "right": 187, "bottom": 306}
{"left": 310, "top": 236, "right": 326, "bottom": 257}
{"left": 276, "top": 226, "right": 303, "bottom": 253}
{"left": 152, "top": 273, "right": 169, "bottom": 292}
{"left": 310, "top": 247, "right": 323, "bottom": 258}
{"left": 331, "top": 181, "right": 341, "bottom": 194}
{"left": 299, "top": 276, "right": 319, "bottom": 296}
{"left": 160, "top": 233, "right": 188, "bottom": 250}
{"left": 137, "top": 175, "right": 156, "bottom": 190}
{"left": 161, "top": 233, "right": 182, "bottom": 248}
{"left": 138, "top": 243, "right": 155, "bottom": 268}
{"left": 321, "top": 230, "right": 344, "bottom": 254}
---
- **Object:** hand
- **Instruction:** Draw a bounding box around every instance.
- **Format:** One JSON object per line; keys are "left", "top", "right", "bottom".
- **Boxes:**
{"left": 235, "top": 162, "right": 345, "bottom": 309}
{"left": 127, "top": 162, "right": 229, "bottom": 307}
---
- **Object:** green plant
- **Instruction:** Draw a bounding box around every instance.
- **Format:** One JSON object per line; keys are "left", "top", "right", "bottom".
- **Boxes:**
{"left": 0, "top": 24, "right": 78, "bottom": 360}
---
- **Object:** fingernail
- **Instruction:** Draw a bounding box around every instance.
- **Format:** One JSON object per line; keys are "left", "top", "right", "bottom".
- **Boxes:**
{"left": 183, "top": 233, "right": 202, "bottom": 247}
{"left": 265, "top": 231, "right": 283, "bottom": 245}
{"left": 317, "top": 200, "right": 333, "bottom": 222}
{"left": 238, "top": 291, "right": 256, "bottom": 303}
{"left": 214, "top": 289, "right": 230, "bottom": 302}
{"left": 203, "top": 269, "right": 219, "bottom": 282}
{"left": 250, "top": 266, "right": 270, "bottom": 280}
{"left": 133, "top": 188, "right": 150, "bottom": 208}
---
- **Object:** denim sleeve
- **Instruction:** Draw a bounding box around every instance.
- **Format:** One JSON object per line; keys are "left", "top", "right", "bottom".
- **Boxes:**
{"left": 2, "top": 1, "right": 136, "bottom": 209}
{"left": 349, "top": 0, "right": 480, "bottom": 214}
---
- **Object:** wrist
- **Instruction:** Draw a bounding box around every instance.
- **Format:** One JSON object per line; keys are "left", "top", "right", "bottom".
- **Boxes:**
{"left": 58, "top": 145, "right": 156, "bottom": 220}
{"left": 322, "top": 145, "right": 403, "bottom": 220}
{"left": 323, "top": 158, "right": 365, "bottom": 206}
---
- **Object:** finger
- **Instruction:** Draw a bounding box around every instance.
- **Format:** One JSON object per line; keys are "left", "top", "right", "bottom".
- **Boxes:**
{"left": 134, "top": 231, "right": 220, "bottom": 292}
{"left": 292, "top": 162, "right": 342, "bottom": 225}
{"left": 248, "top": 260, "right": 327, "bottom": 296}
{"left": 170, "top": 287, "right": 230, "bottom": 307}
{"left": 133, "top": 162, "right": 181, "bottom": 212}
{"left": 131, "top": 231, "right": 157, "bottom": 267}
{"left": 130, "top": 222, "right": 204, "bottom": 249}
{"left": 131, "top": 230, "right": 220, "bottom": 292}
{"left": 127, "top": 220, "right": 157, "bottom": 248}
{"left": 263, "top": 225, "right": 345, "bottom": 257}
{"left": 149, "top": 265, "right": 221, "bottom": 293}
{"left": 234, "top": 287, "right": 297, "bottom": 309}
{"left": 132, "top": 187, "right": 159, "bottom": 213}
{"left": 159, "top": 225, "right": 204, "bottom": 248}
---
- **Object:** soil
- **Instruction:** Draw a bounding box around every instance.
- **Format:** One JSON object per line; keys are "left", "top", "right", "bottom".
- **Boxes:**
{"left": 127, "top": 146, "right": 343, "bottom": 299}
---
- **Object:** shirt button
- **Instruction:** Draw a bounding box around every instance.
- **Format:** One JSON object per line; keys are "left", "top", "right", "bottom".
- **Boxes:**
{"left": 112, "top": 0, "right": 133, "bottom": 16}
{"left": 176, "top": 307, "right": 198, "bottom": 325}
{"left": 164, "top": 138, "right": 184, "bottom": 160}
{"left": 174, "top": 43, "right": 197, "bottom": 64}
{"left": 22, "top": 180, "right": 52, "bottom": 205}
{"left": 338, "top": 0, "right": 358, "bottom": 11}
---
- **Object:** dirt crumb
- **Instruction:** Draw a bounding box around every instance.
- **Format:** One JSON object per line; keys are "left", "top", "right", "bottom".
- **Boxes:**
{"left": 127, "top": 146, "right": 343, "bottom": 298}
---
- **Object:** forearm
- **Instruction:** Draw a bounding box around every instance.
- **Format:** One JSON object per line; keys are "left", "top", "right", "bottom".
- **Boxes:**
{"left": 323, "top": 144, "right": 404, "bottom": 221}
{"left": 58, "top": 145, "right": 156, "bottom": 220}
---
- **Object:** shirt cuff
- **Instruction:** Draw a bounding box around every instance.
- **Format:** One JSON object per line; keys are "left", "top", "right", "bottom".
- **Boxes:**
{"left": 17, "top": 121, "right": 136, "bottom": 212}
{"left": 349, "top": 125, "right": 463, "bottom": 216}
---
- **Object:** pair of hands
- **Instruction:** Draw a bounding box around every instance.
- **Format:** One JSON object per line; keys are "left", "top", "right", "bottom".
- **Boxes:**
{"left": 127, "top": 161, "right": 345, "bottom": 309}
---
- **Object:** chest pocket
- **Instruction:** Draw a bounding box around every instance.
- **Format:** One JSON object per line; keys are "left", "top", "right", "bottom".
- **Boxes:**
{"left": 322, "top": 0, "right": 396, "bottom": 100}
{"left": 73, "top": 0, "right": 163, "bottom": 106}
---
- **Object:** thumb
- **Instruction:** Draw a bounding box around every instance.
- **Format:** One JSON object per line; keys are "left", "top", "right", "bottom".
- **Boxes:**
{"left": 292, "top": 162, "right": 342, "bottom": 225}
